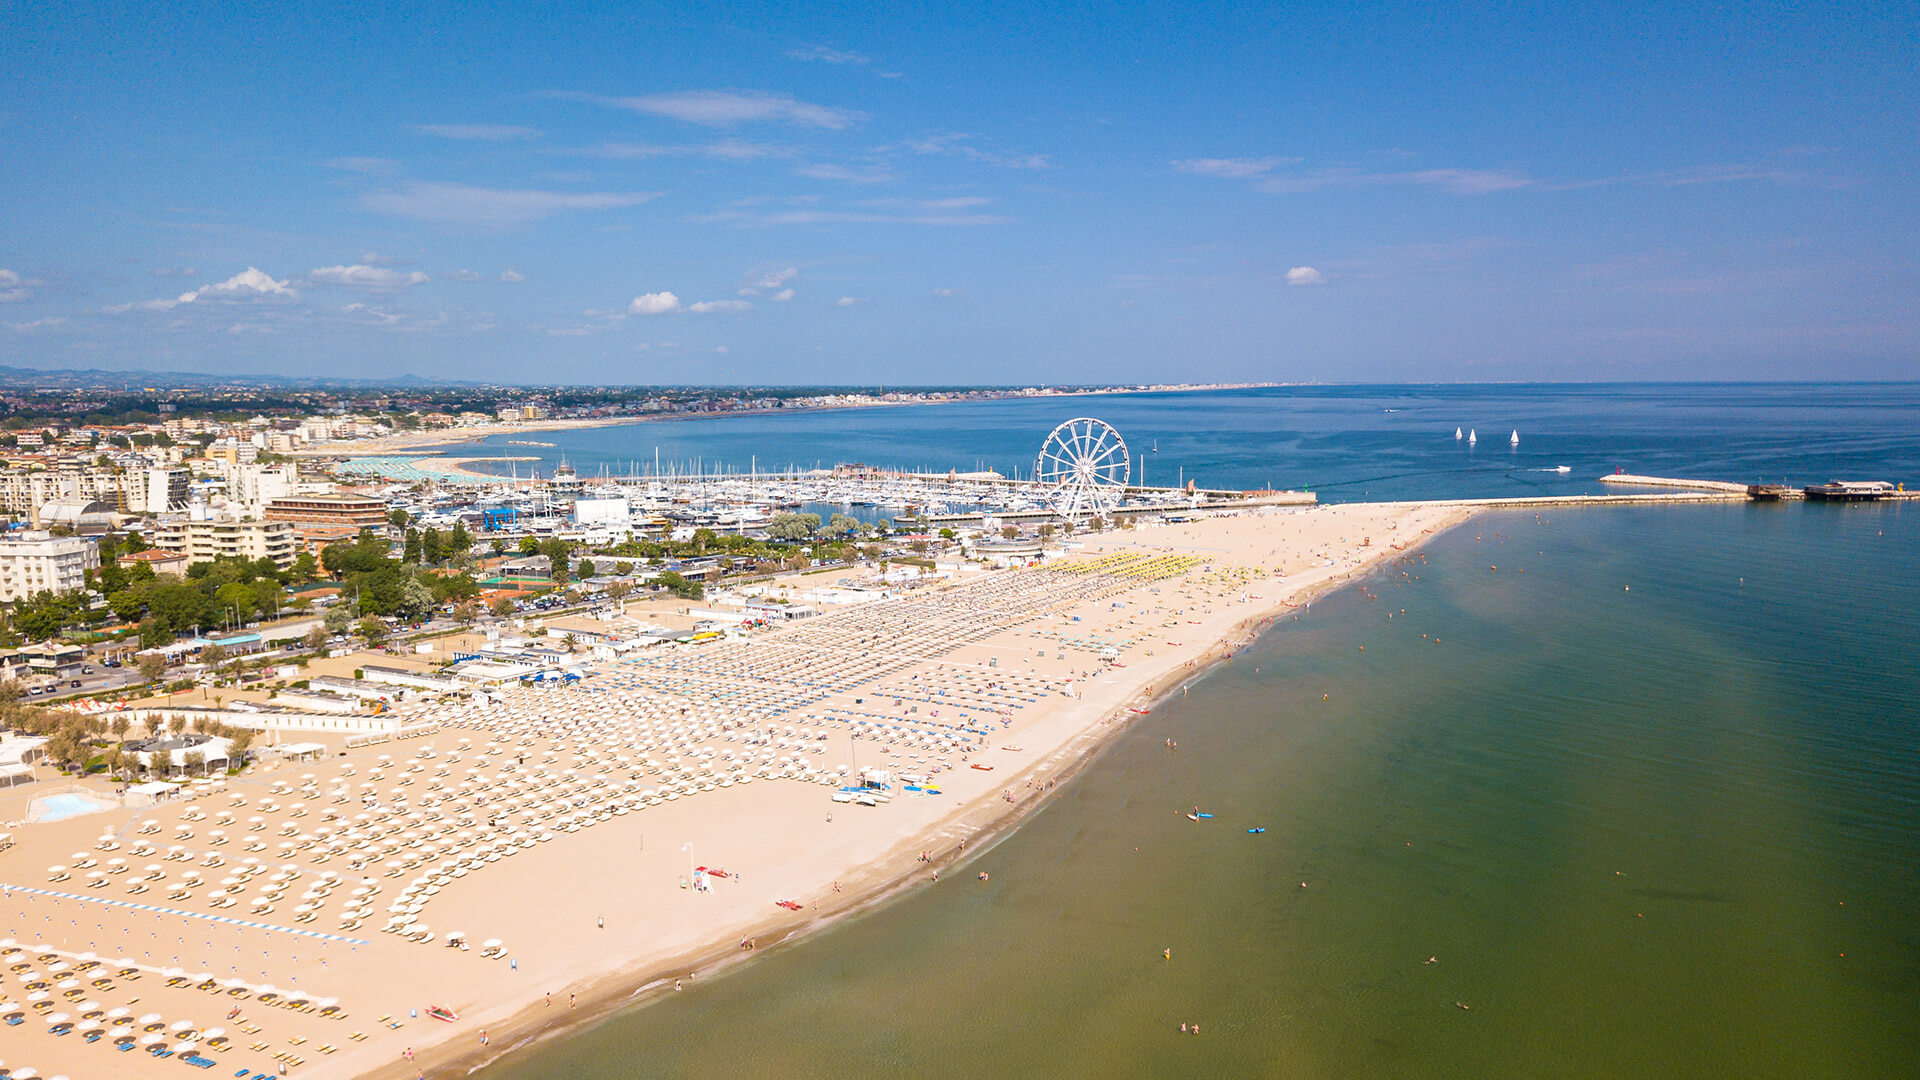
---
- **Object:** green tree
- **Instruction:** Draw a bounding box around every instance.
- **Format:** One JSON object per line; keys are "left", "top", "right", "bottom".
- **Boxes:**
{"left": 575, "top": 558, "right": 596, "bottom": 579}
{"left": 108, "top": 588, "right": 148, "bottom": 624}
{"left": 654, "top": 571, "right": 704, "bottom": 601}
{"left": 421, "top": 527, "right": 445, "bottom": 565}
{"left": 137, "top": 652, "right": 168, "bottom": 682}
{"left": 449, "top": 520, "right": 472, "bottom": 554}
{"left": 767, "top": 513, "right": 821, "bottom": 541}
{"left": 303, "top": 627, "right": 328, "bottom": 652}
{"left": 356, "top": 616, "right": 388, "bottom": 645}
{"left": 213, "top": 581, "right": 257, "bottom": 625}
{"left": 517, "top": 536, "right": 539, "bottom": 556}
{"left": 397, "top": 575, "right": 436, "bottom": 620}
{"left": 290, "top": 551, "right": 320, "bottom": 584}
{"left": 487, "top": 595, "right": 518, "bottom": 618}
{"left": 826, "top": 513, "right": 861, "bottom": 539}
{"left": 389, "top": 508, "right": 411, "bottom": 529}
{"left": 403, "top": 527, "right": 423, "bottom": 564}
{"left": 323, "top": 606, "right": 354, "bottom": 635}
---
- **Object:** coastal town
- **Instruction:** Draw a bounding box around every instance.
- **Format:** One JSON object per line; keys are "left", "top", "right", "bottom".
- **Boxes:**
{"left": 0, "top": 380, "right": 1432, "bottom": 1080}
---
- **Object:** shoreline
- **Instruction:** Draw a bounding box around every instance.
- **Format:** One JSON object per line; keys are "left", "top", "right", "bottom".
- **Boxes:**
{"left": 296, "top": 385, "right": 1277, "bottom": 467}
{"left": 0, "top": 501, "right": 1470, "bottom": 1080}
{"left": 367, "top": 503, "right": 1478, "bottom": 1080}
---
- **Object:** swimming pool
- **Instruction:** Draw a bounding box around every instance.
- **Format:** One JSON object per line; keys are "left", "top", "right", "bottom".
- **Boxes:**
{"left": 31, "top": 792, "right": 118, "bottom": 822}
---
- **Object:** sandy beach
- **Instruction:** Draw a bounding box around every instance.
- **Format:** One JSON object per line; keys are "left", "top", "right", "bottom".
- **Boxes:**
{"left": 0, "top": 501, "right": 1471, "bottom": 1080}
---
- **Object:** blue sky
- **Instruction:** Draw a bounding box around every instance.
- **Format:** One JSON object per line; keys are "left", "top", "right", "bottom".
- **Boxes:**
{"left": 2, "top": 1, "right": 1914, "bottom": 384}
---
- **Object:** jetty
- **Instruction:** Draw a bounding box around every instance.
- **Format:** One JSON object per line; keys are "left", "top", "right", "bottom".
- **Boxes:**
{"left": 1597, "top": 473, "right": 1751, "bottom": 494}
{"left": 1599, "top": 473, "right": 1915, "bottom": 502}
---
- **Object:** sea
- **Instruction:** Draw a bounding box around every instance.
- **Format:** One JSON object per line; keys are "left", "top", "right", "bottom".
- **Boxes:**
{"left": 474, "top": 384, "right": 1919, "bottom": 1079}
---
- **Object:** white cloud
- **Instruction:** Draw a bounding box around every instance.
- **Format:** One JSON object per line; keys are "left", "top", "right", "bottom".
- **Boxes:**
{"left": 151, "top": 266, "right": 199, "bottom": 278}
{"left": 358, "top": 251, "right": 408, "bottom": 267}
{"left": 413, "top": 124, "right": 542, "bottom": 141}
{"left": 794, "top": 163, "right": 896, "bottom": 184}
{"left": 750, "top": 267, "right": 798, "bottom": 289}
{"left": 499, "top": 269, "right": 527, "bottom": 283}
{"left": 185, "top": 267, "right": 297, "bottom": 303}
{"left": 788, "top": 45, "right": 872, "bottom": 65}
{"left": 363, "top": 182, "right": 662, "bottom": 224}
{"left": 571, "top": 90, "right": 865, "bottom": 130}
{"left": 321, "top": 156, "right": 400, "bottom": 175}
{"left": 696, "top": 208, "right": 1014, "bottom": 227}
{"left": 630, "top": 291, "right": 681, "bottom": 315}
{"left": 1285, "top": 266, "right": 1327, "bottom": 286}
{"left": 771, "top": 288, "right": 795, "bottom": 302}
{"left": 903, "top": 132, "right": 1050, "bottom": 170}
{"left": 714, "top": 345, "right": 729, "bottom": 354}
{"left": 836, "top": 296, "right": 866, "bottom": 306}
{"left": 566, "top": 139, "right": 789, "bottom": 161}
{"left": 1254, "top": 168, "right": 1533, "bottom": 195}
{"left": 1172, "top": 156, "right": 1289, "bottom": 178}
{"left": 105, "top": 267, "right": 296, "bottom": 313}
{"left": 448, "top": 269, "right": 482, "bottom": 282}
{"left": 689, "top": 299, "right": 751, "bottom": 313}
{"left": 0, "top": 269, "right": 30, "bottom": 303}
{"left": 932, "top": 287, "right": 959, "bottom": 297}
{"left": 6, "top": 316, "right": 65, "bottom": 332}
{"left": 309, "top": 264, "right": 431, "bottom": 290}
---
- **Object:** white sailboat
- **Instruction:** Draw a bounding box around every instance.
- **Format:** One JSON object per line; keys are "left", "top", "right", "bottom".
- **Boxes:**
{"left": 1455, "top": 427, "right": 1463, "bottom": 440}
{"left": 1468, "top": 429, "right": 1477, "bottom": 445}
{"left": 1510, "top": 430, "right": 1520, "bottom": 446}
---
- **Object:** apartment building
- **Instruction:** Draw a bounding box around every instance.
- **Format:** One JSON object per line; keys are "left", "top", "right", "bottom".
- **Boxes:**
{"left": 150, "top": 518, "right": 297, "bottom": 569}
{"left": 0, "top": 531, "right": 100, "bottom": 601}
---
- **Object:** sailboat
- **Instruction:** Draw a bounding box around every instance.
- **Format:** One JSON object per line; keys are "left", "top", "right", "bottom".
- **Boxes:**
{"left": 1510, "top": 430, "right": 1520, "bottom": 446}
{"left": 1455, "top": 427, "right": 1463, "bottom": 440}
{"left": 1468, "top": 429, "right": 1477, "bottom": 445}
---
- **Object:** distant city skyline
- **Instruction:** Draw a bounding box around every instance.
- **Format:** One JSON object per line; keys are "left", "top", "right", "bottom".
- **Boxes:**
{"left": 3, "top": 2, "right": 1915, "bottom": 384}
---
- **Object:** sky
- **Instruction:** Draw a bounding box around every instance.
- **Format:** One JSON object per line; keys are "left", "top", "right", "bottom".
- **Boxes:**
{"left": 1, "top": 1, "right": 1915, "bottom": 385}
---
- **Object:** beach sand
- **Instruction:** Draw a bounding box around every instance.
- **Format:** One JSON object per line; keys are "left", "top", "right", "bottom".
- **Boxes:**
{"left": 0, "top": 501, "right": 1470, "bottom": 1080}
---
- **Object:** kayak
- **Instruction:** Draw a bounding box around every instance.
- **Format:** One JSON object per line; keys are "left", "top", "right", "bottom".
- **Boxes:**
{"left": 971, "top": 764, "right": 994, "bottom": 771}
{"left": 427, "top": 1006, "right": 458, "bottom": 1022}
{"left": 1247, "top": 827, "right": 1267, "bottom": 834}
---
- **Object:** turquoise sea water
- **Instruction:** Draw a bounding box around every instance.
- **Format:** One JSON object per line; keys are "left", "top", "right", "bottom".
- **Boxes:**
{"left": 449, "top": 383, "right": 1920, "bottom": 501}
{"left": 482, "top": 497, "right": 1919, "bottom": 1080}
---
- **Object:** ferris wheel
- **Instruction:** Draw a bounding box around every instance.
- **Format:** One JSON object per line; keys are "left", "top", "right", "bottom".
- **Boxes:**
{"left": 1035, "top": 417, "right": 1131, "bottom": 520}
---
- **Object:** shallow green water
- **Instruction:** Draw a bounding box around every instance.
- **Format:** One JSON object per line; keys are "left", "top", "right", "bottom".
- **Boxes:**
{"left": 484, "top": 502, "right": 1919, "bottom": 1079}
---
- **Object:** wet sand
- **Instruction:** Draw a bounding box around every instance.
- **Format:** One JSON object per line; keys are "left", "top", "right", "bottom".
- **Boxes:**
{"left": 0, "top": 502, "right": 1470, "bottom": 1080}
